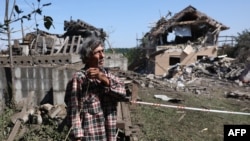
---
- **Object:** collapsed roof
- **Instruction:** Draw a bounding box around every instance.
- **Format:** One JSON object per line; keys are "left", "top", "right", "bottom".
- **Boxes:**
{"left": 129, "top": 5, "right": 230, "bottom": 74}
{"left": 150, "top": 5, "right": 229, "bottom": 36}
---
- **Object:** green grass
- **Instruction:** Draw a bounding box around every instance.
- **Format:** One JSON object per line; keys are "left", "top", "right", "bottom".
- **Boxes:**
{"left": 1, "top": 85, "right": 249, "bottom": 141}
{"left": 0, "top": 108, "right": 15, "bottom": 140}
{"left": 131, "top": 87, "right": 250, "bottom": 141}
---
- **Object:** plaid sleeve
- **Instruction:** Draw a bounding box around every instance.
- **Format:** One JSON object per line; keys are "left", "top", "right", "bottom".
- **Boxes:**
{"left": 103, "top": 71, "right": 127, "bottom": 101}
{"left": 65, "top": 73, "right": 84, "bottom": 138}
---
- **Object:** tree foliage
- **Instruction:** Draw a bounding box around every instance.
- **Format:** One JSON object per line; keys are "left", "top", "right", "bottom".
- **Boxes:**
{"left": 105, "top": 47, "right": 140, "bottom": 64}
{"left": 1, "top": 0, "right": 54, "bottom": 36}
{"left": 218, "top": 28, "right": 250, "bottom": 63}
{"left": 12, "top": 1, "right": 54, "bottom": 30}
{"left": 234, "top": 28, "right": 250, "bottom": 62}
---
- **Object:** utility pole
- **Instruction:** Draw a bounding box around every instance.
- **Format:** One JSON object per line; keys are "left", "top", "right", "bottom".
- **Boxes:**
{"left": 5, "top": 0, "right": 16, "bottom": 108}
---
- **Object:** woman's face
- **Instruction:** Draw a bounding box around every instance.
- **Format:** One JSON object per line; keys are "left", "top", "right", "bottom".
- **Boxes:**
{"left": 86, "top": 44, "right": 105, "bottom": 67}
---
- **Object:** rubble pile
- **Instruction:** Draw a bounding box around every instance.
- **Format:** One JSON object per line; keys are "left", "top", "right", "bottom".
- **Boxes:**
{"left": 161, "top": 56, "right": 250, "bottom": 98}
{"left": 10, "top": 103, "right": 67, "bottom": 126}
{"left": 164, "top": 55, "right": 249, "bottom": 85}
{"left": 4, "top": 103, "right": 68, "bottom": 141}
{"left": 225, "top": 90, "right": 250, "bottom": 100}
{"left": 116, "top": 56, "right": 250, "bottom": 100}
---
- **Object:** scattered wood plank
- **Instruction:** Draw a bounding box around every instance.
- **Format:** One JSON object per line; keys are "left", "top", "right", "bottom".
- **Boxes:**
{"left": 7, "top": 120, "right": 21, "bottom": 141}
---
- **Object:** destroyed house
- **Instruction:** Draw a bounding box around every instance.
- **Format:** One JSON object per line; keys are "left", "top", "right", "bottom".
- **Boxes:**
{"left": 0, "top": 19, "right": 107, "bottom": 66}
{"left": 129, "top": 5, "right": 229, "bottom": 76}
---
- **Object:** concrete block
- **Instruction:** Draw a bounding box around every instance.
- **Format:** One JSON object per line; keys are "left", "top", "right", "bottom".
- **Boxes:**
{"left": 53, "top": 91, "right": 66, "bottom": 105}
{"left": 104, "top": 53, "right": 128, "bottom": 71}
{"left": 70, "top": 54, "right": 81, "bottom": 63}
{"left": 13, "top": 56, "right": 33, "bottom": 66}
{"left": 14, "top": 67, "right": 22, "bottom": 79}
{"left": 0, "top": 56, "right": 10, "bottom": 65}
{"left": 15, "top": 79, "right": 22, "bottom": 90}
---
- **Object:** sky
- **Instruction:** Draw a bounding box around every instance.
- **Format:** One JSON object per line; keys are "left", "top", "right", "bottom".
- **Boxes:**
{"left": 0, "top": 0, "right": 250, "bottom": 49}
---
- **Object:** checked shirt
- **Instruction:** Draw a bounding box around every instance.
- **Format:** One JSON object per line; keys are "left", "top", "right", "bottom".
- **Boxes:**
{"left": 65, "top": 67, "right": 126, "bottom": 141}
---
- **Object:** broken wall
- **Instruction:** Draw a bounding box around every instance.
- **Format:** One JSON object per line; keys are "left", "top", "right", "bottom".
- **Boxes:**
{"left": 154, "top": 45, "right": 217, "bottom": 76}
{"left": 180, "top": 46, "right": 217, "bottom": 65}
{"left": 155, "top": 49, "right": 182, "bottom": 76}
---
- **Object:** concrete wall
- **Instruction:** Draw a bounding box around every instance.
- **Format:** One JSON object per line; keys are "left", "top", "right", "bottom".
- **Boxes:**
{"left": 105, "top": 53, "right": 128, "bottom": 71}
{"left": 155, "top": 46, "right": 217, "bottom": 76}
{"left": 0, "top": 66, "right": 77, "bottom": 112}
{"left": 15, "top": 67, "right": 49, "bottom": 104}
{"left": 52, "top": 68, "right": 75, "bottom": 105}
{"left": 15, "top": 67, "right": 58, "bottom": 105}
{"left": 155, "top": 49, "right": 182, "bottom": 76}
{"left": 180, "top": 46, "right": 217, "bottom": 65}
{"left": 0, "top": 53, "right": 128, "bottom": 113}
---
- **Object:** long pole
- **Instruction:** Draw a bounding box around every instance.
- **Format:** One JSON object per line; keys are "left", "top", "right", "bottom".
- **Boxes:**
{"left": 5, "top": 0, "right": 16, "bottom": 108}
{"left": 130, "top": 101, "right": 250, "bottom": 116}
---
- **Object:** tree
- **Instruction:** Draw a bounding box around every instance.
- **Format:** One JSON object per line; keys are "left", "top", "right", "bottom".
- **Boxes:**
{"left": 3, "top": 0, "right": 54, "bottom": 40}
{"left": 234, "top": 28, "right": 250, "bottom": 63}
{"left": 218, "top": 29, "right": 250, "bottom": 63}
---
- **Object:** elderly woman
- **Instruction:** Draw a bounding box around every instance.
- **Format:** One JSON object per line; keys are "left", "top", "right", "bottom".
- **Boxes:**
{"left": 64, "top": 37, "right": 126, "bottom": 141}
